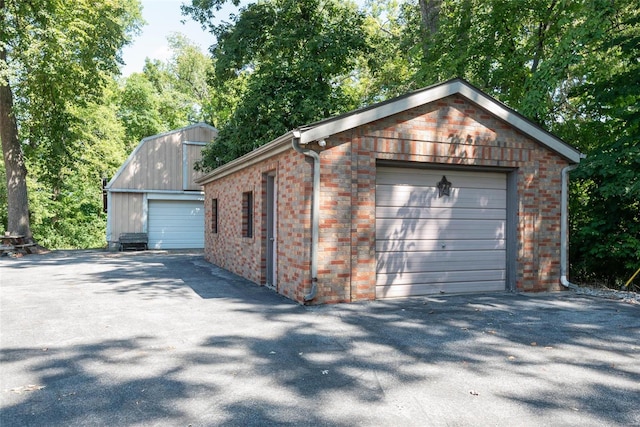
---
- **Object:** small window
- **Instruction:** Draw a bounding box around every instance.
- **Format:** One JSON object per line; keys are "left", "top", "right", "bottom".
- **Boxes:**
{"left": 242, "top": 191, "right": 253, "bottom": 238}
{"left": 211, "top": 198, "right": 218, "bottom": 234}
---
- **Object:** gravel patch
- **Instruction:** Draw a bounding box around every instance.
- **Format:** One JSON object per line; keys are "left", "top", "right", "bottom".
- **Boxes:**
{"left": 573, "top": 285, "right": 640, "bottom": 304}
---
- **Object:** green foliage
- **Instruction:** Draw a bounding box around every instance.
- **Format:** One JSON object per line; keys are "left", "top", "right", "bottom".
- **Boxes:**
{"left": 402, "top": 0, "right": 622, "bottom": 126}
{"left": 567, "top": 4, "right": 640, "bottom": 286}
{"left": 28, "top": 91, "right": 129, "bottom": 249}
{"left": 1, "top": 0, "right": 143, "bottom": 247}
{"left": 118, "top": 72, "right": 167, "bottom": 149}
{"left": 117, "top": 34, "right": 218, "bottom": 149}
{"left": 570, "top": 139, "right": 640, "bottom": 286}
{"left": 354, "top": 0, "right": 421, "bottom": 103}
{"left": 181, "top": 0, "right": 242, "bottom": 35}
{"left": 9, "top": 0, "right": 142, "bottom": 189}
{"left": 190, "top": 0, "right": 369, "bottom": 170}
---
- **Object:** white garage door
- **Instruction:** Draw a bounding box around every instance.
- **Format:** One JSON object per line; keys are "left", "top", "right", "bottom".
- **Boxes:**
{"left": 148, "top": 200, "right": 204, "bottom": 249}
{"left": 376, "top": 167, "right": 506, "bottom": 298}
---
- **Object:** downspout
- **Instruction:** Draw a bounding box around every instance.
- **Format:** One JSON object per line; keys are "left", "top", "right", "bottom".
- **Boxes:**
{"left": 560, "top": 164, "right": 579, "bottom": 290}
{"left": 292, "top": 130, "right": 320, "bottom": 302}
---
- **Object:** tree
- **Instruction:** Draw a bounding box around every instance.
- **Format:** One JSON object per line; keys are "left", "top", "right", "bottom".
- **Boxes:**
{"left": 117, "top": 34, "right": 218, "bottom": 149}
{"left": 348, "top": 0, "right": 422, "bottom": 104}
{"left": 392, "top": 0, "right": 639, "bottom": 285}
{"left": 0, "top": 39, "right": 28, "bottom": 237}
{"left": 399, "top": 0, "right": 625, "bottom": 125}
{"left": 184, "top": 0, "right": 369, "bottom": 170}
{"left": 118, "top": 72, "right": 167, "bottom": 149}
{"left": 0, "top": 0, "right": 142, "bottom": 240}
{"left": 28, "top": 87, "right": 129, "bottom": 249}
{"left": 567, "top": 5, "right": 640, "bottom": 286}
{"left": 166, "top": 33, "right": 216, "bottom": 124}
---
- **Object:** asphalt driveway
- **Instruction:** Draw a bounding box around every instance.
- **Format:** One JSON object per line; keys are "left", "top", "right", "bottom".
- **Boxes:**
{"left": 1, "top": 250, "right": 638, "bottom": 426}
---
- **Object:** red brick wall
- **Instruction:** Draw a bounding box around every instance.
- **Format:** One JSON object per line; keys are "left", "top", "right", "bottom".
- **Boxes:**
{"left": 203, "top": 94, "right": 570, "bottom": 304}
{"left": 203, "top": 151, "right": 314, "bottom": 301}
{"left": 312, "top": 94, "right": 569, "bottom": 302}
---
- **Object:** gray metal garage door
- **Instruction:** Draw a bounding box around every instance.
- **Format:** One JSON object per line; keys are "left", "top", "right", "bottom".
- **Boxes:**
{"left": 376, "top": 167, "right": 506, "bottom": 298}
{"left": 148, "top": 200, "right": 204, "bottom": 249}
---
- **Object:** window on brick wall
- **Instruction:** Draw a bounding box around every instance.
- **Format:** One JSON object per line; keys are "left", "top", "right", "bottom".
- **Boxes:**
{"left": 211, "top": 198, "right": 218, "bottom": 234}
{"left": 242, "top": 191, "right": 253, "bottom": 238}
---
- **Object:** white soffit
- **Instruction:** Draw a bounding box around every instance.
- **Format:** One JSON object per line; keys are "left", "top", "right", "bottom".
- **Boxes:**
{"left": 299, "top": 83, "right": 458, "bottom": 145}
{"left": 455, "top": 82, "right": 581, "bottom": 163}
{"left": 298, "top": 79, "right": 581, "bottom": 163}
{"left": 196, "top": 79, "right": 582, "bottom": 186}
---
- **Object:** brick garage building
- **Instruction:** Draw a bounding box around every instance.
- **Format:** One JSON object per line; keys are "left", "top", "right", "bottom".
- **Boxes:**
{"left": 196, "top": 79, "right": 582, "bottom": 304}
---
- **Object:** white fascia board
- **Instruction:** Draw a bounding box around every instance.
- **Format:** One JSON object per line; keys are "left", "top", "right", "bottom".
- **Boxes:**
{"left": 298, "top": 82, "right": 460, "bottom": 145}
{"left": 108, "top": 188, "right": 203, "bottom": 196}
{"left": 107, "top": 124, "right": 218, "bottom": 189}
{"left": 298, "top": 79, "right": 581, "bottom": 163}
{"left": 106, "top": 136, "right": 149, "bottom": 189}
{"left": 195, "top": 132, "right": 293, "bottom": 185}
{"left": 456, "top": 82, "right": 582, "bottom": 163}
{"left": 195, "top": 79, "right": 582, "bottom": 186}
{"left": 146, "top": 192, "right": 204, "bottom": 201}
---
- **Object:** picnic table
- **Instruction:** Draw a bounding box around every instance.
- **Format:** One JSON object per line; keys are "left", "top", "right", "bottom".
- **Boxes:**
{"left": 0, "top": 234, "right": 36, "bottom": 255}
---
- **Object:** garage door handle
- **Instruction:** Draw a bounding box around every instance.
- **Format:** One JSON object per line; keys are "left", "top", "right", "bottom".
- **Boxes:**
{"left": 269, "top": 238, "right": 275, "bottom": 241}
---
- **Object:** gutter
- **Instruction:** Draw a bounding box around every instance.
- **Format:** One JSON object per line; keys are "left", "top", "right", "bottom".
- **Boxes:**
{"left": 560, "top": 164, "right": 580, "bottom": 290}
{"left": 195, "top": 132, "right": 294, "bottom": 185}
{"left": 291, "top": 130, "right": 320, "bottom": 302}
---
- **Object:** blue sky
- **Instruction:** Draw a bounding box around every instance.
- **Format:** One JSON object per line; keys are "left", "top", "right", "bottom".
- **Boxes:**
{"left": 120, "top": 0, "right": 239, "bottom": 76}
{"left": 120, "top": 0, "right": 368, "bottom": 77}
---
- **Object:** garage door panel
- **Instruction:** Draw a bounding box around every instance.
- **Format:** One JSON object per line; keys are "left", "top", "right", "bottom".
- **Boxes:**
{"left": 376, "top": 218, "right": 506, "bottom": 240}
{"left": 148, "top": 200, "right": 204, "bottom": 249}
{"left": 376, "top": 281, "right": 506, "bottom": 298}
{"left": 377, "top": 168, "right": 507, "bottom": 189}
{"left": 376, "top": 205, "right": 506, "bottom": 220}
{"left": 376, "top": 186, "right": 506, "bottom": 209}
{"left": 377, "top": 250, "right": 506, "bottom": 274}
{"left": 376, "top": 167, "right": 507, "bottom": 298}
{"left": 376, "top": 239, "right": 506, "bottom": 252}
{"left": 152, "top": 225, "right": 202, "bottom": 234}
{"left": 377, "top": 269, "right": 506, "bottom": 286}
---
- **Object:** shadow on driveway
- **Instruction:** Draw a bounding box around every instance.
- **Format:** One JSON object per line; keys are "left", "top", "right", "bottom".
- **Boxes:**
{"left": 1, "top": 251, "right": 638, "bottom": 426}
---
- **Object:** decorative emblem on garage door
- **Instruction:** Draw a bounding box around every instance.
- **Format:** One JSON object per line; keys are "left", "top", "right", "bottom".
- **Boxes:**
{"left": 437, "top": 175, "right": 452, "bottom": 197}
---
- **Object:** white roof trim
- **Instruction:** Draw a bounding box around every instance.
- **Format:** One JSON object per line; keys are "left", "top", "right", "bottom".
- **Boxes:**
{"left": 297, "top": 79, "right": 581, "bottom": 163}
{"left": 107, "top": 188, "right": 203, "bottom": 195}
{"left": 196, "top": 79, "right": 582, "bottom": 186}
{"left": 107, "top": 123, "right": 218, "bottom": 189}
{"left": 195, "top": 132, "right": 293, "bottom": 185}
{"left": 454, "top": 82, "right": 580, "bottom": 162}
{"left": 183, "top": 140, "right": 209, "bottom": 146}
{"left": 298, "top": 83, "right": 459, "bottom": 145}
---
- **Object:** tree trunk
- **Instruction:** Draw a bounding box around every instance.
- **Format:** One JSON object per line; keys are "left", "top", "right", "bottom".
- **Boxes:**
{"left": 418, "top": 0, "right": 443, "bottom": 66}
{"left": 0, "top": 46, "right": 33, "bottom": 240}
{"left": 418, "top": 0, "right": 442, "bottom": 35}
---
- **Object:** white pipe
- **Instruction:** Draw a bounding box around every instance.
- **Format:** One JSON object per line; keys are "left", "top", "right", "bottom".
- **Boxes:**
{"left": 560, "top": 164, "right": 579, "bottom": 289}
{"left": 291, "top": 130, "right": 320, "bottom": 302}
